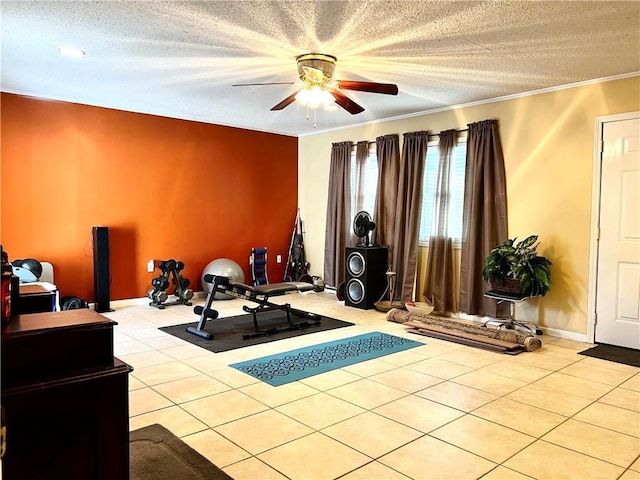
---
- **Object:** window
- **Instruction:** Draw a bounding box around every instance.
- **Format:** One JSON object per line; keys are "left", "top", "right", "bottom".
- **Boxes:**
{"left": 349, "top": 143, "right": 378, "bottom": 222}
{"left": 418, "top": 139, "right": 467, "bottom": 245}
{"left": 346, "top": 138, "right": 466, "bottom": 246}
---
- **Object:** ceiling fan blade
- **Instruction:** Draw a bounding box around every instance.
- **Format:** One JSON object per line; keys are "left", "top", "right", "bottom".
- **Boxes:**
{"left": 271, "top": 91, "right": 300, "bottom": 111}
{"left": 337, "top": 81, "right": 399, "bottom": 95}
{"left": 331, "top": 90, "right": 365, "bottom": 115}
{"left": 232, "top": 82, "right": 296, "bottom": 87}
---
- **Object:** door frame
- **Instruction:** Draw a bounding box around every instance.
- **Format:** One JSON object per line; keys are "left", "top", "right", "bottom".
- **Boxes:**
{"left": 587, "top": 111, "right": 640, "bottom": 343}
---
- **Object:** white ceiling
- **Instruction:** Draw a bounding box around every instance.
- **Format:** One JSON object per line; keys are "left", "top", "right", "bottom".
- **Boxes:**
{"left": 2, "top": 1, "right": 639, "bottom": 137}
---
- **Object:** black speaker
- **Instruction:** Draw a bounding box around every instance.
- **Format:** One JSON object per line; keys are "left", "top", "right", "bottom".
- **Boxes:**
{"left": 92, "top": 226, "right": 112, "bottom": 313}
{"left": 344, "top": 246, "right": 388, "bottom": 309}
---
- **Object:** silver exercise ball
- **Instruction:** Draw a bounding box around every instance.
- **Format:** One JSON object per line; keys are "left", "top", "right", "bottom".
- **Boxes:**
{"left": 201, "top": 258, "right": 245, "bottom": 300}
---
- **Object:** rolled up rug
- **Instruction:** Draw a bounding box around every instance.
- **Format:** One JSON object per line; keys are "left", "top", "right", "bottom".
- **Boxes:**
{"left": 387, "top": 308, "right": 542, "bottom": 353}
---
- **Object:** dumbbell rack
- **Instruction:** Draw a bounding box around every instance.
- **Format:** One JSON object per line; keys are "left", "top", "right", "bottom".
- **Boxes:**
{"left": 148, "top": 259, "right": 193, "bottom": 309}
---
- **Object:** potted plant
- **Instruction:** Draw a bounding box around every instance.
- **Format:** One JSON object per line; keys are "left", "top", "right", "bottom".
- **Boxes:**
{"left": 482, "top": 235, "right": 552, "bottom": 297}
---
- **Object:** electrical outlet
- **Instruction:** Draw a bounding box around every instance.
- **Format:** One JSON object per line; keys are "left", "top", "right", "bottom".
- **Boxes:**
{"left": 147, "top": 259, "right": 155, "bottom": 272}
{"left": 276, "top": 254, "right": 282, "bottom": 264}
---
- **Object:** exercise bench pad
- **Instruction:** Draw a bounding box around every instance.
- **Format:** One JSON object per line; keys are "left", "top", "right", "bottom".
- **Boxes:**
{"left": 230, "top": 281, "right": 314, "bottom": 296}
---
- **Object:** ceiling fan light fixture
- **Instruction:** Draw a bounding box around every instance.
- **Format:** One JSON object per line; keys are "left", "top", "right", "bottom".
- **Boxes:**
{"left": 295, "top": 85, "right": 335, "bottom": 109}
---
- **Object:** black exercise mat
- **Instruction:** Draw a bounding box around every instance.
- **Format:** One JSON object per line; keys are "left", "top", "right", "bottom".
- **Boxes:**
{"left": 578, "top": 343, "right": 640, "bottom": 368}
{"left": 130, "top": 423, "right": 232, "bottom": 480}
{"left": 159, "top": 310, "right": 355, "bottom": 353}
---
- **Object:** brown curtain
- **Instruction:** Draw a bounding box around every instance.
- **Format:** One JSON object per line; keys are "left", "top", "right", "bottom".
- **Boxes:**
{"left": 350, "top": 141, "right": 370, "bottom": 245}
{"left": 459, "top": 120, "right": 508, "bottom": 317}
{"left": 423, "top": 129, "right": 457, "bottom": 312}
{"left": 393, "top": 131, "right": 428, "bottom": 302}
{"left": 323, "top": 141, "right": 352, "bottom": 289}
{"left": 373, "top": 134, "right": 400, "bottom": 252}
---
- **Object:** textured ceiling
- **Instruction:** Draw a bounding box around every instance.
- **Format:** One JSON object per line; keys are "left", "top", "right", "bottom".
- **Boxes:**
{"left": 2, "top": 1, "right": 639, "bottom": 136}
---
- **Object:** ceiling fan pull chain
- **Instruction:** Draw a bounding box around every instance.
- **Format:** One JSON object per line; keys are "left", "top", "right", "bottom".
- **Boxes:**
{"left": 305, "top": 105, "right": 310, "bottom": 121}
{"left": 313, "top": 108, "right": 317, "bottom": 129}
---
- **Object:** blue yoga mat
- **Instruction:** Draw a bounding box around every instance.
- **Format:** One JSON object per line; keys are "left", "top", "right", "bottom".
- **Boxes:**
{"left": 230, "top": 331, "right": 424, "bottom": 386}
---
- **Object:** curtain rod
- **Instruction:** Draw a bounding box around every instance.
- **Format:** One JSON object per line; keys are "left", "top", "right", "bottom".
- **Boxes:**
{"left": 351, "top": 128, "right": 469, "bottom": 146}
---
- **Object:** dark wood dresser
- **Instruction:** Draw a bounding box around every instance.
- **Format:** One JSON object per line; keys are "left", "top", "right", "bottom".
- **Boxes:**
{"left": 1, "top": 309, "right": 132, "bottom": 479}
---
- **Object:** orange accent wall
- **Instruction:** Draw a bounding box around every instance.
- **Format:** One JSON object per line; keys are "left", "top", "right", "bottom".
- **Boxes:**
{"left": 1, "top": 93, "right": 298, "bottom": 302}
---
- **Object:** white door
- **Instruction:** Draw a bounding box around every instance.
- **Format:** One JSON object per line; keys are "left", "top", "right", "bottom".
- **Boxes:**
{"left": 595, "top": 116, "right": 640, "bottom": 349}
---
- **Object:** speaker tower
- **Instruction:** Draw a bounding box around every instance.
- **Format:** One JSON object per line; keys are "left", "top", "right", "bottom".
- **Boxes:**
{"left": 344, "top": 246, "right": 388, "bottom": 309}
{"left": 92, "top": 226, "right": 112, "bottom": 313}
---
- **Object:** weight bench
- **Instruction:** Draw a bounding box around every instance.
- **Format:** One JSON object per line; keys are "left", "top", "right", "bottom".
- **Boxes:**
{"left": 187, "top": 274, "right": 321, "bottom": 340}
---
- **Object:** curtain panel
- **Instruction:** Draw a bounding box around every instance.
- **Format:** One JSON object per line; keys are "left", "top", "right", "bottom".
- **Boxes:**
{"left": 423, "top": 129, "right": 458, "bottom": 312}
{"left": 323, "top": 141, "right": 352, "bottom": 288}
{"left": 393, "top": 131, "right": 428, "bottom": 303}
{"left": 373, "top": 134, "right": 400, "bottom": 252}
{"left": 459, "top": 120, "right": 508, "bottom": 317}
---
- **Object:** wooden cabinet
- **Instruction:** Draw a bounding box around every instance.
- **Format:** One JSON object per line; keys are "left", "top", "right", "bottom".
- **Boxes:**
{"left": 1, "top": 309, "right": 132, "bottom": 479}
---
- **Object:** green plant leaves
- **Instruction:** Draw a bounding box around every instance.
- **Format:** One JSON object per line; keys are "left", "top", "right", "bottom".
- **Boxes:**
{"left": 516, "top": 235, "right": 538, "bottom": 249}
{"left": 482, "top": 236, "right": 552, "bottom": 297}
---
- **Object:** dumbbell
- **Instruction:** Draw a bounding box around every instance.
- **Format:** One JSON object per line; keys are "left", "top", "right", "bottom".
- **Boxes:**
{"left": 158, "top": 259, "right": 176, "bottom": 272}
{"left": 181, "top": 288, "right": 194, "bottom": 300}
{"left": 172, "top": 276, "right": 190, "bottom": 290}
{"left": 151, "top": 276, "right": 170, "bottom": 291}
{"left": 147, "top": 289, "right": 168, "bottom": 304}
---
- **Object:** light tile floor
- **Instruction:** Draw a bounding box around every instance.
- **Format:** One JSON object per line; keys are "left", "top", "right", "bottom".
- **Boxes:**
{"left": 106, "top": 291, "right": 640, "bottom": 480}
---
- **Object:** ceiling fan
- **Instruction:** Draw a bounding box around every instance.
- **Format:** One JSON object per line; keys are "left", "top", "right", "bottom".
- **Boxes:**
{"left": 233, "top": 53, "right": 399, "bottom": 115}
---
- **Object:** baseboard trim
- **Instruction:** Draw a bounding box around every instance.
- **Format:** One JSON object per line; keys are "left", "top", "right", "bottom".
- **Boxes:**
{"left": 91, "top": 291, "right": 208, "bottom": 310}
{"left": 88, "top": 297, "right": 146, "bottom": 309}
{"left": 540, "top": 327, "right": 588, "bottom": 343}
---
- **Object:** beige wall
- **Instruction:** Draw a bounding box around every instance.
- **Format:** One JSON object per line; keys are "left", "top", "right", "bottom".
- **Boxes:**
{"left": 298, "top": 75, "right": 640, "bottom": 337}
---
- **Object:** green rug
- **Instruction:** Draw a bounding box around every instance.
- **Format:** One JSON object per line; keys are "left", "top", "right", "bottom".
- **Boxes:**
{"left": 230, "top": 331, "right": 424, "bottom": 386}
